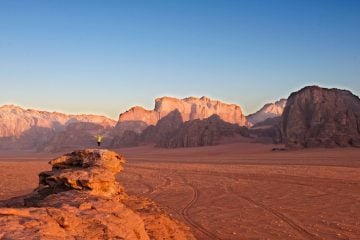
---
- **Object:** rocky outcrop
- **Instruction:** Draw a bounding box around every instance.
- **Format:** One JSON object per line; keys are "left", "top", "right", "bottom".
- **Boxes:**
{"left": 247, "top": 98, "right": 287, "bottom": 125}
{"left": 155, "top": 96, "right": 247, "bottom": 125}
{"left": 32, "top": 149, "right": 125, "bottom": 198}
{"left": 112, "top": 112, "right": 250, "bottom": 148}
{"left": 114, "top": 96, "right": 249, "bottom": 135}
{"left": 282, "top": 86, "right": 360, "bottom": 148}
{"left": 157, "top": 115, "right": 249, "bottom": 148}
{"left": 0, "top": 149, "right": 195, "bottom": 239}
{"left": 145, "top": 110, "right": 184, "bottom": 147}
{"left": 248, "top": 117, "right": 283, "bottom": 143}
{"left": 111, "top": 110, "right": 185, "bottom": 148}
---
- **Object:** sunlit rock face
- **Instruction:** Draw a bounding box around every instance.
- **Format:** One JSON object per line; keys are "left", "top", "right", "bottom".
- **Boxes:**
{"left": 282, "top": 86, "right": 360, "bottom": 148}
{"left": 247, "top": 98, "right": 287, "bottom": 126}
{"left": 0, "top": 149, "right": 195, "bottom": 240}
{"left": 114, "top": 96, "right": 249, "bottom": 136}
{"left": 155, "top": 96, "right": 248, "bottom": 125}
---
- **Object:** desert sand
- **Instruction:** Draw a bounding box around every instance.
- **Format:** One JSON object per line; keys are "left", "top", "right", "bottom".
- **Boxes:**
{"left": 1, "top": 143, "right": 360, "bottom": 239}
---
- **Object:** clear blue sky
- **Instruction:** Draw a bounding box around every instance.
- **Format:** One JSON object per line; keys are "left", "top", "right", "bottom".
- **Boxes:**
{"left": 1, "top": 0, "right": 359, "bottom": 119}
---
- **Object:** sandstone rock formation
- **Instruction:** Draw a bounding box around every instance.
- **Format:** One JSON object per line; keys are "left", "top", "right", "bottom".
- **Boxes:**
{"left": 0, "top": 97, "right": 249, "bottom": 151}
{"left": 114, "top": 96, "right": 249, "bottom": 136}
{"left": 111, "top": 112, "right": 250, "bottom": 148}
{"left": 0, "top": 149, "right": 195, "bottom": 239}
{"left": 143, "top": 109, "right": 184, "bottom": 147}
{"left": 0, "top": 105, "right": 116, "bottom": 150}
{"left": 247, "top": 98, "right": 287, "bottom": 125}
{"left": 157, "top": 114, "right": 250, "bottom": 148}
{"left": 248, "top": 117, "right": 283, "bottom": 144}
{"left": 282, "top": 86, "right": 360, "bottom": 148}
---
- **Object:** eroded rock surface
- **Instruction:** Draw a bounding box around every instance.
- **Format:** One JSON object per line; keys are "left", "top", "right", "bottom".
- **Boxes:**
{"left": 114, "top": 96, "right": 249, "bottom": 136}
{"left": 0, "top": 149, "right": 195, "bottom": 240}
{"left": 158, "top": 115, "right": 249, "bottom": 148}
{"left": 282, "top": 86, "right": 360, "bottom": 148}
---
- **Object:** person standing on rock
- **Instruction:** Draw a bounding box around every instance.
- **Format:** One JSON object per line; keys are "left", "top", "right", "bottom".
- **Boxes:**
{"left": 96, "top": 134, "right": 103, "bottom": 147}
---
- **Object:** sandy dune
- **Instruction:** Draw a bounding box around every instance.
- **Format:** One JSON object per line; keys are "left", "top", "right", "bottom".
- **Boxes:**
{"left": 1, "top": 143, "right": 360, "bottom": 239}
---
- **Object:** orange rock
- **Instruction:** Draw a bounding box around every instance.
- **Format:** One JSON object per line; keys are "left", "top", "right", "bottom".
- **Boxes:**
{"left": 0, "top": 149, "right": 195, "bottom": 239}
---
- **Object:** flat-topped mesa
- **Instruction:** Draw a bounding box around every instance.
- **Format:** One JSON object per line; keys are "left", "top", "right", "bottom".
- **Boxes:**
{"left": 155, "top": 96, "right": 246, "bottom": 124}
{"left": 37, "top": 149, "right": 125, "bottom": 197}
{"left": 115, "top": 96, "right": 248, "bottom": 135}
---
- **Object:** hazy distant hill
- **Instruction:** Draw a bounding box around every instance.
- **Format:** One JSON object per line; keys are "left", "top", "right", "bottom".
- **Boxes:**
{"left": 247, "top": 98, "right": 287, "bottom": 125}
{"left": 0, "top": 105, "right": 116, "bottom": 150}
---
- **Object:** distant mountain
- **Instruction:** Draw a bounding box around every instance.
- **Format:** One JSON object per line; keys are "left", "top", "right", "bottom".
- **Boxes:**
{"left": 111, "top": 112, "right": 250, "bottom": 148}
{"left": 0, "top": 105, "right": 116, "bottom": 150}
{"left": 114, "top": 96, "right": 249, "bottom": 136}
{"left": 247, "top": 99, "right": 287, "bottom": 125}
{"left": 0, "top": 97, "right": 249, "bottom": 151}
{"left": 156, "top": 114, "right": 250, "bottom": 148}
{"left": 282, "top": 86, "right": 360, "bottom": 148}
{"left": 4, "top": 87, "right": 358, "bottom": 151}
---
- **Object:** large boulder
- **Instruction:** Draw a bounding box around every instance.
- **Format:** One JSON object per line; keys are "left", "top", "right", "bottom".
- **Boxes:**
{"left": 0, "top": 149, "right": 195, "bottom": 239}
{"left": 282, "top": 86, "right": 360, "bottom": 148}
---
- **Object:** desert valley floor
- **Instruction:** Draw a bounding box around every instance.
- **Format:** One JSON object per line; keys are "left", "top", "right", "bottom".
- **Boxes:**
{"left": 1, "top": 143, "right": 360, "bottom": 240}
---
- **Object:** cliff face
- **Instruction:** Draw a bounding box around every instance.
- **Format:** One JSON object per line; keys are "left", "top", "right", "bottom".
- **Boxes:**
{"left": 0, "top": 97, "right": 249, "bottom": 151}
{"left": 247, "top": 99, "right": 287, "bottom": 125}
{"left": 0, "top": 149, "right": 195, "bottom": 239}
{"left": 157, "top": 114, "right": 249, "bottom": 148}
{"left": 112, "top": 111, "right": 250, "bottom": 149}
{"left": 155, "top": 96, "right": 247, "bottom": 125}
{"left": 114, "top": 96, "right": 248, "bottom": 136}
{"left": 282, "top": 86, "right": 360, "bottom": 148}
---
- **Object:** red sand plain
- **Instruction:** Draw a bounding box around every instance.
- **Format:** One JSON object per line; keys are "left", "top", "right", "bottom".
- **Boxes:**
{"left": 1, "top": 143, "right": 360, "bottom": 240}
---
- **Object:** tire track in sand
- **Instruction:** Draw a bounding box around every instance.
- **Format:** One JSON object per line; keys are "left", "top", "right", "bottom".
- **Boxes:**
{"left": 228, "top": 185, "right": 319, "bottom": 240}
{"left": 178, "top": 174, "right": 222, "bottom": 240}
